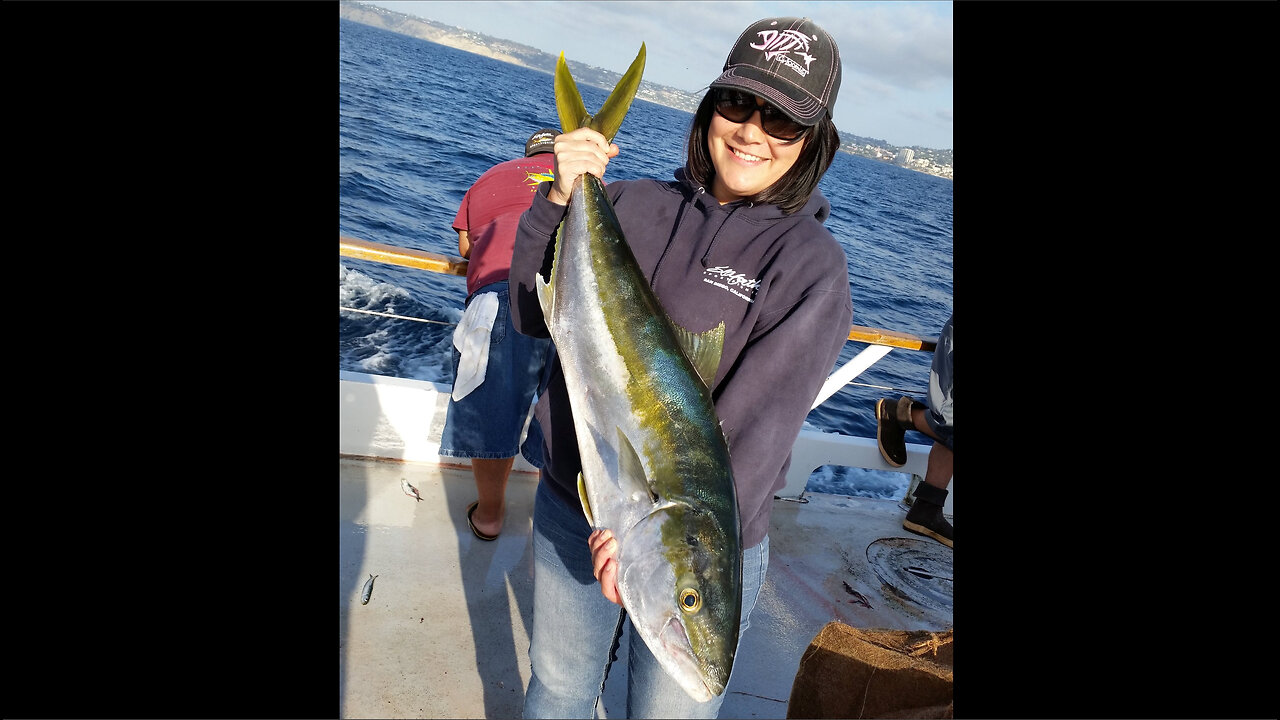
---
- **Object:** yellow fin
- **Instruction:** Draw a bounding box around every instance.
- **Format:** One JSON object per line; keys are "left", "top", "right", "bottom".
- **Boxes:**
{"left": 589, "top": 43, "right": 645, "bottom": 143}
{"left": 577, "top": 472, "right": 595, "bottom": 527}
{"left": 668, "top": 318, "right": 725, "bottom": 388}
{"left": 554, "top": 44, "right": 646, "bottom": 143}
{"left": 554, "top": 51, "right": 590, "bottom": 134}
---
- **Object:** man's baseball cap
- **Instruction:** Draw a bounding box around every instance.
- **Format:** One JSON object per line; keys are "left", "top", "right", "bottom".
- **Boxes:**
{"left": 709, "top": 17, "right": 842, "bottom": 127}
{"left": 525, "top": 128, "right": 558, "bottom": 157}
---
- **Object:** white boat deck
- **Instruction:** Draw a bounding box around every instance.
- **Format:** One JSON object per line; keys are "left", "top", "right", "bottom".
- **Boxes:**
{"left": 339, "top": 453, "right": 952, "bottom": 719}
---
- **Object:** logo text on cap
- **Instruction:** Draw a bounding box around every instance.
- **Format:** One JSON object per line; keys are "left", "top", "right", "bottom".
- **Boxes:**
{"left": 750, "top": 30, "right": 816, "bottom": 78}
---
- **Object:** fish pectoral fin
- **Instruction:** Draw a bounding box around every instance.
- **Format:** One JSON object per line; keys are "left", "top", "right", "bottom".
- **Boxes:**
{"left": 669, "top": 318, "right": 726, "bottom": 389}
{"left": 616, "top": 427, "right": 658, "bottom": 504}
{"left": 577, "top": 472, "right": 595, "bottom": 527}
{"left": 532, "top": 233, "right": 558, "bottom": 319}
{"left": 535, "top": 271, "right": 554, "bottom": 321}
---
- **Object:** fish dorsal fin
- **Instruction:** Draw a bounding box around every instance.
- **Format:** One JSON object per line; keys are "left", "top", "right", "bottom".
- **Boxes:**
{"left": 577, "top": 472, "right": 595, "bottom": 527}
{"left": 668, "top": 318, "right": 725, "bottom": 389}
{"left": 616, "top": 427, "right": 658, "bottom": 505}
{"left": 554, "top": 45, "right": 646, "bottom": 143}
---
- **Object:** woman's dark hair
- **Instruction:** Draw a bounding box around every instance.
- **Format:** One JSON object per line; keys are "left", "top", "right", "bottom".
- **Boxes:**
{"left": 684, "top": 90, "right": 840, "bottom": 215}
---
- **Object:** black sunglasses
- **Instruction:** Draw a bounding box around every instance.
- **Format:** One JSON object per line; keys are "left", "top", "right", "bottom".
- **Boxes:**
{"left": 712, "top": 89, "right": 808, "bottom": 143}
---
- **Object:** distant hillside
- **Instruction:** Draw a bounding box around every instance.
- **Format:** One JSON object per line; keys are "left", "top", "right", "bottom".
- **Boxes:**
{"left": 339, "top": 1, "right": 952, "bottom": 177}
{"left": 339, "top": 0, "right": 702, "bottom": 112}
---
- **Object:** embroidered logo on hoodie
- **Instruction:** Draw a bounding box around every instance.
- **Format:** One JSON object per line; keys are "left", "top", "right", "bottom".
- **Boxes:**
{"left": 703, "top": 265, "right": 760, "bottom": 303}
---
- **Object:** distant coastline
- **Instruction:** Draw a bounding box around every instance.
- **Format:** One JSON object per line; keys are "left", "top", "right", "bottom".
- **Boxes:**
{"left": 339, "top": 1, "right": 952, "bottom": 180}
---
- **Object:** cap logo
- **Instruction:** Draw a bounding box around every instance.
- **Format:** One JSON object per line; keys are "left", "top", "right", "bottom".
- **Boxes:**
{"left": 749, "top": 29, "right": 816, "bottom": 78}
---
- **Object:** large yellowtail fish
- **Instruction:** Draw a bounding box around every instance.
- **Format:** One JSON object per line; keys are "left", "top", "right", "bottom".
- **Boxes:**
{"left": 535, "top": 45, "right": 743, "bottom": 702}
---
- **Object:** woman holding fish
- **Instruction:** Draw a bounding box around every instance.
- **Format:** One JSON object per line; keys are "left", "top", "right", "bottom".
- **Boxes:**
{"left": 509, "top": 17, "right": 852, "bottom": 719}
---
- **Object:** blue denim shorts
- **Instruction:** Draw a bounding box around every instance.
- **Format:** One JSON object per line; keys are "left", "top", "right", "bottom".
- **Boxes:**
{"left": 438, "top": 281, "right": 551, "bottom": 460}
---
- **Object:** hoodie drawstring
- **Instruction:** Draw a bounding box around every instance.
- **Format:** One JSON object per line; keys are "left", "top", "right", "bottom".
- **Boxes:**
{"left": 700, "top": 202, "right": 750, "bottom": 268}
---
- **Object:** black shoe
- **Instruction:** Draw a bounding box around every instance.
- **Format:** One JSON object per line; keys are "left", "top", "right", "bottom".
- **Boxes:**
{"left": 904, "top": 500, "right": 953, "bottom": 549}
{"left": 875, "top": 397, "right": 907, "bottom": 467}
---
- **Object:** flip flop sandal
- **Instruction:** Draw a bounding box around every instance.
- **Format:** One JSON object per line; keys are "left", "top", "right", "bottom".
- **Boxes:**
{"left": 466, "top": 501, "right": 499, "bottom": 541}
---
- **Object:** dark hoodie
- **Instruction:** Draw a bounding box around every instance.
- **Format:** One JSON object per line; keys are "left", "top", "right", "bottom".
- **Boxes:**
{"left": 509, "top": 167, "right": 853, "bottom": 549}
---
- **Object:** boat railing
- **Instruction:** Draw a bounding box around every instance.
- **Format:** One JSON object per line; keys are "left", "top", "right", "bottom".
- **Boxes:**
{"left": 340, "top": 235, "right": 946, "bottom": 505}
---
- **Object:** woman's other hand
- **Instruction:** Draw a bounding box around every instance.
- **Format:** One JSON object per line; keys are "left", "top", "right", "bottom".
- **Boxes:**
{"left": 588, "top": 528, "right": 622, "bottom": 605}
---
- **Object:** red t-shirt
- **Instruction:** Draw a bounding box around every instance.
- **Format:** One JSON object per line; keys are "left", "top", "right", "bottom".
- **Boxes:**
{"left": 452, "top": 154, "right": 555, "bottom": 297}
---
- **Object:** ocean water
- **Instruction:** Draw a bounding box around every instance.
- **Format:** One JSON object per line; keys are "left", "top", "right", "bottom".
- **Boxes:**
{"left": 339, "top": 19, "right": 953, "bottom": 499}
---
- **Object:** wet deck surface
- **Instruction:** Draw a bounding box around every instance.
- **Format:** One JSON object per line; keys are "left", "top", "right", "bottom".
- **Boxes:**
{"left": 339, "top": 455, "right": 952, "bottom": 719}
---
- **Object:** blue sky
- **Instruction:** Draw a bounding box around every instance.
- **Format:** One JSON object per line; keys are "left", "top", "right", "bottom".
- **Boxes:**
{"left": 362, "top": 1, "right": 953, "bottom": 150}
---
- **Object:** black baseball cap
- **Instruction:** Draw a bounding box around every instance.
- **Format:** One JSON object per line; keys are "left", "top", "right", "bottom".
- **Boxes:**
{"left": 709, "top": 17, "right": 842, "bottom": 127}
{"left": 525, "top": 128, "right": 557, "bottom": 157}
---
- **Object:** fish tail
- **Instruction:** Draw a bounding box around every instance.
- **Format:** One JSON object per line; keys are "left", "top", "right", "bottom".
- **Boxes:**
{"left": 554, "top": 44, "right": 646, "bottom": 143}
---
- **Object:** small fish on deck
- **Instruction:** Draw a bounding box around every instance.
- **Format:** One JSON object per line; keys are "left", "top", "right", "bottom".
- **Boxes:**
{"left": 401, "top": 478, "right": 423, "bottom": 502}
{"left": 843, "top": 581, "right": 872, "bottom": 608}
{"left": 361, "top": 573, "right": 378, "bottom": 605}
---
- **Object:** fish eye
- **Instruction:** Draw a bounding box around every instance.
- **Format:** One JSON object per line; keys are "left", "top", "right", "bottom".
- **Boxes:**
{"left": 679, "top": 588, "right": 701, "bottom": 613}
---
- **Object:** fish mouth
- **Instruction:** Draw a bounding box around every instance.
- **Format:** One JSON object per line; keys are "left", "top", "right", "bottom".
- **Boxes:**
{"left": 658, "top": 615, "right": 719, "bottom": 701}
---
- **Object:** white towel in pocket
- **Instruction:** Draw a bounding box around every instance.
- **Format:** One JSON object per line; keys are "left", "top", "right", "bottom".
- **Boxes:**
{"left": 451, "top": 291, "right": 500, "bottom": 401}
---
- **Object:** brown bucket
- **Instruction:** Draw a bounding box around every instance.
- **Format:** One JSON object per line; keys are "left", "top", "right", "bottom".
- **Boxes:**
{"left": 786, "top": 622, "right": 953, "bottom": 719}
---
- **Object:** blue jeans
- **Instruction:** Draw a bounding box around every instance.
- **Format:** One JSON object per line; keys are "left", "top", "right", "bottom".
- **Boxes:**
{"left": 523, "top": 480, "right": 769, "bottom": 719}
